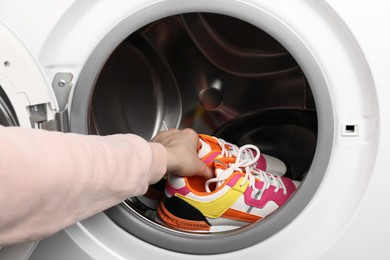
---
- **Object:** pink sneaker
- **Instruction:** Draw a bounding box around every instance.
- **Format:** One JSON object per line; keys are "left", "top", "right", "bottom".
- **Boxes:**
{"left": 198, "top": 134, "right": 287, "bottom": 176}
{"left": 158, "top": 143, "right": 299, "bottom": 231}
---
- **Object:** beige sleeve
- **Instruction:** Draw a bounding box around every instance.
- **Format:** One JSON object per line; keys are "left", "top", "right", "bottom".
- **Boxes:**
{"left": 0, "top": 126, "right": 167, "bottom": 245}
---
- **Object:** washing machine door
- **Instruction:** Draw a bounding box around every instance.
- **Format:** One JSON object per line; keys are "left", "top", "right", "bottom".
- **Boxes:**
{"left": 0, "top": 21, "right": 65, "bottom": 130}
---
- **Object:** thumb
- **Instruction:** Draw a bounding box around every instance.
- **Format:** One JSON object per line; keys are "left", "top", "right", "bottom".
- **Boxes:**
{"left": 197, "top": 161, "right": 214, "bottom": 180}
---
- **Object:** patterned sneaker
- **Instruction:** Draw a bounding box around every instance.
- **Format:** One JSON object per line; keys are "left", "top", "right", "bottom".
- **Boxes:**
{"left": 142, "top": 134, "right": 287, "bottom": 209}
{"left": 157, "top": 144, "right": 299, "bottom": 231}
{"left": 198, "top": 134, "right": 288, "bottom": 176}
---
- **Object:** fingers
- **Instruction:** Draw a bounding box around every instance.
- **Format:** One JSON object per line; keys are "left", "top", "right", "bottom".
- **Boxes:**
{"left": 198, "top": 163, "right": 214, "bottom": 180}
{"left": 151, "top": 128, "right": 178, "bottom": 142}
{"left": 152, "top": 128, "right": 213, "bottom": 179}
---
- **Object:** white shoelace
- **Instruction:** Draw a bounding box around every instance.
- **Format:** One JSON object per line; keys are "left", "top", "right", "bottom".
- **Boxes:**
{"left": 214, "top": 137, "right": 255, "bottom": 163}
{"left": 205, "top": 144, "right": 287, "bottom": 195}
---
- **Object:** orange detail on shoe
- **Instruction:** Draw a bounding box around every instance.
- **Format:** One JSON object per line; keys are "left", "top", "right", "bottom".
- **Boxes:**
{"left": 198, "top": 134, "right": 224, "bottom": 166}
{"left": 157, "top": 201, "right": 210, "bottom": 231}
{"left": 185, "top": 176, "right": 208, "bottom": 193}
{"left": 221, "top": 208, "right": 262, "bottom": 223}
{"left": 214, "top": 157, "right": 236, "bottom": 169}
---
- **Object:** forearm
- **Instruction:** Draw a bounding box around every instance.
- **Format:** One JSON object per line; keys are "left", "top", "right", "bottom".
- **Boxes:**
{"left": 0, "top": 126, "right": 166, "bottom": 245}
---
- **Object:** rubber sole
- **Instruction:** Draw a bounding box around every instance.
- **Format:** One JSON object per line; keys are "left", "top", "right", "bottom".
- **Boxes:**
{"left": 157, "top": 201, "right": 211, "bottom": 231}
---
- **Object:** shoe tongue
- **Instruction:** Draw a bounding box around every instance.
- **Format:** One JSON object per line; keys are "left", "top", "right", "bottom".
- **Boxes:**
{"left": 198, "top": 135, "right": 223, "bottom": 163}
{"left": 213, "top": 157, "right": 236, "bottom": 178}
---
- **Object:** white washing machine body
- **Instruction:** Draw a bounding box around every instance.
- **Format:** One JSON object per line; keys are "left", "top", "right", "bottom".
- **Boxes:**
{"left": 0, "top": 0, "right": 389, "bottom": 259}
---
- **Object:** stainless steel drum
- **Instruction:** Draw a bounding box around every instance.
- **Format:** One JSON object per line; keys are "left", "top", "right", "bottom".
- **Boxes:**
{"left": 88, "top": 12, "right": 317, "bottom": 253}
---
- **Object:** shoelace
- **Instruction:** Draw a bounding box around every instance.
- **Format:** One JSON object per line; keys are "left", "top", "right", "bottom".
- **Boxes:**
{"left": 205, "top": 144, "right": 287, "bottom": 195}
{"left": 214, "top": 137, "right": 256, "bottom": 164}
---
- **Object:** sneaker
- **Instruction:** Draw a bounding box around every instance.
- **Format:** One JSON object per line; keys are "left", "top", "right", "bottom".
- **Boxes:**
{"left": 198, "top": 134, "right": 288, "bottom": 176}
{"left": 143, "top": 134, "right": 287, "bottom": 209}
{"left": 157, "top": 144, "right": 299, "bottom": 231}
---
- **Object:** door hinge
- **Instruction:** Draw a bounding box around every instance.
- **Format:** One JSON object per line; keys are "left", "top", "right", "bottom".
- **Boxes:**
{"left": 52, "top": 72, "right": 73, "bottom": 132}
{"left": 29, "top": 72, "right": 74, "bottom": 132}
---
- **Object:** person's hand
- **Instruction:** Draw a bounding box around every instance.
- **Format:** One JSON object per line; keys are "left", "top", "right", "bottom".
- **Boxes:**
{"left": 151, "top": 128, "right": 213, "bottom": 179}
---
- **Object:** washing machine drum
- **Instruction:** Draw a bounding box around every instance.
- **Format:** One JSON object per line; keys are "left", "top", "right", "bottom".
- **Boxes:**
{"left": 89, "top": 13, "right": 318, "bottom": 254}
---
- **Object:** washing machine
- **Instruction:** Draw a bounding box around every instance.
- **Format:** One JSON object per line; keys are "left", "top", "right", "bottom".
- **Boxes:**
{"left": 0, "top": 0, "right": 389, "bottom": 259}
